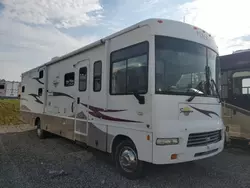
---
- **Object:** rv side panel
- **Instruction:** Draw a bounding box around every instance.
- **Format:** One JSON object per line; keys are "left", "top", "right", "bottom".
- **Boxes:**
{"left": 106, "top": 25, "right": 154, "bottom": 162}
{"left": 20, "top": 67, "right": 46, "bottom": 125}
{"left": 43, "top": 44, "right": 107, "bottom": 150}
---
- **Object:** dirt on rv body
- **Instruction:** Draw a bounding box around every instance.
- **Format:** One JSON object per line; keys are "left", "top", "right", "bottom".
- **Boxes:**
{"left": 1, "top": 129, "right": 250, "bottom": 188}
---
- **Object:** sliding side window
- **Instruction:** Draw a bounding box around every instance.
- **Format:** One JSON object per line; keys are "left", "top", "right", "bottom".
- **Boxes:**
{"left": 110, "top": 41, "right": 149, "bottom": 95}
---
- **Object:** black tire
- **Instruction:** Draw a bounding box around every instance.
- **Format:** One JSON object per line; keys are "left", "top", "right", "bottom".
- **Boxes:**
{"left": 224, "top": 131, "right": 230, "bottom": 148}
{"left": 36, "top": 120, "right": 45, "bottom": 139}
{"left": 115, "top": 140, "right": 144, "bottom": 179}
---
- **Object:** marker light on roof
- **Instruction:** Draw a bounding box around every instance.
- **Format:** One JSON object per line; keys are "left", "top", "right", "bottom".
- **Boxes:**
{"left": 193, "top": 26, "right": 198, "bottom": 30}
{"left": 157, "top": 20, "right": 163, "bottom": 23}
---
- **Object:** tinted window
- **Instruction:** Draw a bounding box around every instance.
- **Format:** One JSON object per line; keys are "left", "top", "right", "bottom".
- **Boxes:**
{"left": 242, "top": 78, "right": 250, "bottom": 94}
{"left": 110, "top": 41, "right": 149, "bottom": 95}
{"left": 22, "top": 86, "right": 25, "bottom": 93}
{"left": 111, "top": 42, "right": 148, "bottom": 62}
{"left": 111, "top": 60, "right": 126, "bottom": 94}
{"left": 127, "top": 55, "right": 147, "bottom": 93}
{"left": 64, "top": 72, "right": 75, "bottom": 87}
{"left": 232, "top": 71, "right": 250, "bottom": 95}
{"left": 79, "top": 67, "right": 87, "bottom": 91}
{"left": 0, "top": 85, "right": 4, "bottom": 89}
{"left": 39, "top": 70, "right": 44, "bottom": 79}
{"left": 93, "top": 61, "right": 102, "bottom": 92}
{"left": 155, "top": 36, "right": 218, "bottom": 96}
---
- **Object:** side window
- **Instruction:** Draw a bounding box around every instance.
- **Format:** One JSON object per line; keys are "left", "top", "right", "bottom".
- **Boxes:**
{"left": 232, "top": 71, "right": 250, "bottom": 95}
{"left": 93, "top": 61, "right": 102, "bottom": 92}
{"left": 39, "top": 70, "right": 44, "bottom": 79}
{"left": 0, "top": 85, "right": 4, "bottom": 89}
{"left": 64, "top": 72, "right": 75, "bottom": 87}
{"left": 242, "top": 78, "right": 250, "bottom": 94}
{"left": 111, "top": 60, "right": 126, "bottom": 94}
{"left": 38, "top": 88, "right": 43, "bottom": 96}
{"left": 127, "top": 55, "right": 147, "bottom": 93}
{"left": 22, "top": 86, "right": 25, "bottom": 93}
{"left": 79, "top": 67, "right": 87, "bottom": 91}
{"left": 110, "top": 41, "right": 149, "bottom": 95}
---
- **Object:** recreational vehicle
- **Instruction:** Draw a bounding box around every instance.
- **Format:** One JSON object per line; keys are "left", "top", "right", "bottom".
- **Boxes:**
{"left": 0, "top": 79, "right": 20, "bottom": 98}
{"left": 221, "top": 50, "right": 250, "bottom": 145}
{"left": 20, "top": 18, "right": 224, "bottom": 179}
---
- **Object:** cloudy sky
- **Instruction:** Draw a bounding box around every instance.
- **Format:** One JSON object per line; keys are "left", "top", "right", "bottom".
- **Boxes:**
{"left": 1, "top": 0, "right": 250, "bottom": 81}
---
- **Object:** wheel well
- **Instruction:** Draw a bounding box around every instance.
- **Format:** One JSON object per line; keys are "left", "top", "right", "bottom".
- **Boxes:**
{"left": 34, "top": 117, "right": 40, "bottom": 127}
{"left": 111, "top": 135, "right": 135, "bottom": 154}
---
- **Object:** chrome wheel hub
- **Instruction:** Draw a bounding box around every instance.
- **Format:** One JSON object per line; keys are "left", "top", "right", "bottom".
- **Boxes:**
{"left": 119, "top": 147, "right": 138, "bottom": 172}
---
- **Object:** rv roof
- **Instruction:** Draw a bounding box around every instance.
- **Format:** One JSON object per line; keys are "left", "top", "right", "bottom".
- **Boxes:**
{"left": 233, "top": 49, "right": 250, "bottom": 54}
{"left": 220, "top": 51, "right": 250, "bottom": 70}
{"left": 22, "top": 18, "right": 208, "bottom": 75}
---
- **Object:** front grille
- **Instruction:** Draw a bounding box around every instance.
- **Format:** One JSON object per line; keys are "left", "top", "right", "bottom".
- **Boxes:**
{"left": 187, "top": 130, "right": 222, "bottom": 147}
{"left": 194, "top": 148, "right": 218, "bottom": 157}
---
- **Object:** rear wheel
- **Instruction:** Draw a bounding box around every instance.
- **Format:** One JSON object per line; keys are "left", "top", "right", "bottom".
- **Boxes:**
{"left": 115, "top": 140, "right": 144, "bottom": 179}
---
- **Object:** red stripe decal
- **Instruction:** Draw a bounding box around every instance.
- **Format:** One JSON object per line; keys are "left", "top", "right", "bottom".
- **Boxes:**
{"left": 89, "top": 111, "right": 142, "bottom": 123}
{"left": 80, "top": 103, "right": 142, "bottom": 123}
{"left": 81, "top": 103, "right": 126, "bottom": 112}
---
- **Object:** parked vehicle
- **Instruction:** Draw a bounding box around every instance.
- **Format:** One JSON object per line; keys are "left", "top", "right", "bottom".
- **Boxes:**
{"left": 0, "top": 79, "right": 20, "bottom": 98}
{"left": 221, "top": 50, "right": 250, "bottom": 145}
{"left": 20, "top": 18, "right": 224, "bottom": 179}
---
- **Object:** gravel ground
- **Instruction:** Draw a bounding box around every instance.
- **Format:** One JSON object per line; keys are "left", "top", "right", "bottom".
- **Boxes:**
{"left": 1, "top": 130, "right": 250, "bottom": 188}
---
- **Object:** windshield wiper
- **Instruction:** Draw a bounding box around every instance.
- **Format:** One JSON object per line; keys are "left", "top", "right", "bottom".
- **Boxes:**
{"left": 187, "top": 65, "right": 213, "bottom": 102}
{"left": 186, "top": 81, "right": 205, "bottom": 102}
{"left": 211, "top": 79, "right": 221, "bottom": 103}
{"left": 205, "top": 65, "right": 221, "bottom": 103}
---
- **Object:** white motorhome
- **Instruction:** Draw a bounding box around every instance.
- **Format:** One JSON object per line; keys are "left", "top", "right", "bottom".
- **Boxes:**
{"left": 0, "top": 79, "right": 20, "bottom": 98}
{"left": 20, "top": 18, "right": 224, "bottom": 179}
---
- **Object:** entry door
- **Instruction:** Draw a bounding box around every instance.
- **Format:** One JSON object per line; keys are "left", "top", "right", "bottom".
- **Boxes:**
{"left": 74, "top": 60, "right": 90, "bottom": 137}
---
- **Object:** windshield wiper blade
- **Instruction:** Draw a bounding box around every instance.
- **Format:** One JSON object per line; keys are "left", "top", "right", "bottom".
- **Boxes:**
{"left": 186, "top": 89, "right": 204, "bottom": 102}
{"left": 211, "top": 79, "right": 221, "bottom": 103}
{"left": 186, "top": 81, "right": 205, "bottom": 102}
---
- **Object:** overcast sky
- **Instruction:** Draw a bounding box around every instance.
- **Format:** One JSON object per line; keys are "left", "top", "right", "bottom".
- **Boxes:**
{"left": 1, "top": 0, "right": 250, "bottom": 81}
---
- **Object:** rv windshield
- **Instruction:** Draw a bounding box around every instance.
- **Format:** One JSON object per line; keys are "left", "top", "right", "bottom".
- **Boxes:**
{"left": 155, "top": 35, "right": 218, "bottom": 96}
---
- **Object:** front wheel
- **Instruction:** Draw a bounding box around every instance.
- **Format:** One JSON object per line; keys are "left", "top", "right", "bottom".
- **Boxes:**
{"left": 115, "top": 140, "right": 144, "bottom": 179}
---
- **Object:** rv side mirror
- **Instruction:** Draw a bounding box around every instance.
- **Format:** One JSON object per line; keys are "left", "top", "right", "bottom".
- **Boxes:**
{"left": 77, "top": 97, "right": 80, "bottom": 104}
{"left": 133, "top": 92, "right": 145, "bottom": 105}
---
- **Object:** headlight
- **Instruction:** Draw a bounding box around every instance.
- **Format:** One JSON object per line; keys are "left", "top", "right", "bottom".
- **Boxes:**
{"left": 156, "top": 138, "right": 179, "bottom": 145}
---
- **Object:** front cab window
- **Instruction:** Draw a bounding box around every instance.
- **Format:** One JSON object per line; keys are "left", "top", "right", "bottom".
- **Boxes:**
{"left": 155, "top": 35, "right": 219, "bottom": 97}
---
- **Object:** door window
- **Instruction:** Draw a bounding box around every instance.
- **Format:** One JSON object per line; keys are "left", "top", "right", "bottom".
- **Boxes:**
{"left": 79, "top": 67, "right": 87, "bottom": 91}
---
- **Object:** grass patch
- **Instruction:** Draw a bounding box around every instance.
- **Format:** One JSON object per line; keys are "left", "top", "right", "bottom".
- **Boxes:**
{"left": 0, "top": 99, "right": 23, "bottom": 125}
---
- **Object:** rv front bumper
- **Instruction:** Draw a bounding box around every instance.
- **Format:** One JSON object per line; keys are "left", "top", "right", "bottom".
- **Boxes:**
{"left": 153, "top": 139, "right": 224, "bottom": 164}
